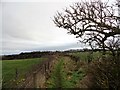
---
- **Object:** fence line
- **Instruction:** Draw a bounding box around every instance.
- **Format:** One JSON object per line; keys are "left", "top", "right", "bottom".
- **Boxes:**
{"left": 14, "top": 55, "right": 56, "bottom": 88}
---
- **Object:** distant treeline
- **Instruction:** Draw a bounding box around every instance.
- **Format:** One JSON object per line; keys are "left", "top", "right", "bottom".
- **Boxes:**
{"left": 2, "top": 49, "right": 103, "bottom": 60}
{"left": 2, "top": 51, "right": 53, "bottom": 60}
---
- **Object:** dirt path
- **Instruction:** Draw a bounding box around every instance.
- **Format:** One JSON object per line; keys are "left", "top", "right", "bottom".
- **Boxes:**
{"left": 46, "top": 55, "right": 86, "bottom": 88}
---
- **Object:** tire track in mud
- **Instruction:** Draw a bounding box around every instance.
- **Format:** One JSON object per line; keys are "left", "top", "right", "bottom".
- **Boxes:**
{"left": 46, "top": 55, "right": 86, "bottom": 88}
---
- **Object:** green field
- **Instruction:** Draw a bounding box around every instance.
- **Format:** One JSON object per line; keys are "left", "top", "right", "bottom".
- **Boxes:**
{"left": 2, "top": 51, "right": 119, "bottom": 88}
{"left": 68, "top": 51, "right": 102, "bottom": 62}
{"left": 2, "top": 58, "right": 46, "bottom": 88}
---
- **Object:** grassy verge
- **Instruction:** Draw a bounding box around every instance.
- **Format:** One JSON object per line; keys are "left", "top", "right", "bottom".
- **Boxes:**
{"left": 47, "top": 56, "right": 85, "bottom": 88}
{"left": 2, "top": 58, "right": 46, "bottom": 88}
{"left": 47, "top": 57, "right": 65, "bottom": 88}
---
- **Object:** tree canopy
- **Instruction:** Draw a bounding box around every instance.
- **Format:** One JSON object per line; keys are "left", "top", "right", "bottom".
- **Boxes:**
{"left": 53, "top": 0, "right": 120, "bottom": 55}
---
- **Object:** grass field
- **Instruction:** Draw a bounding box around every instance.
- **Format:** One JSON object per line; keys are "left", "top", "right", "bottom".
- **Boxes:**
{"left": 2, "top": 51, "right": 119, "bottom": 88}
{"left": 2, "top": 58, "right": 46, "bottom": 88}
{"left": 68, "top": 51, "right": 102, "bottom": 62}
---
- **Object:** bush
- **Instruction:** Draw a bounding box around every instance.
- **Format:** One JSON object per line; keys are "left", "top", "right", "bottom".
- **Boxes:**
{"left": 87, "top": 56, "right": 120, "bottom": 89}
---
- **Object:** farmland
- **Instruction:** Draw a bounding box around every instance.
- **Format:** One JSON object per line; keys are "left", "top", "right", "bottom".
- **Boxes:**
{"left": 2, "top": 58, "right": 47, "bottom": 88}
{"left": 2, "top": 51, "right": 88, "bottom": 88}
{"left": 2, "top": 50, "right": 120, "bottom": 88}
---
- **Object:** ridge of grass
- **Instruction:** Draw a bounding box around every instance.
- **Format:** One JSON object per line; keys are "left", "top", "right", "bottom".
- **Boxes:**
{"left": 47, "top": 56, "right": 85, "bottom": 88}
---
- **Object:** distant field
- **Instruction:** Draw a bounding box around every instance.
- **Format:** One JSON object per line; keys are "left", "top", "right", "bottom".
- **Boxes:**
{"left": 68, "top": 51, "right": 102, "bottom": 61}
{"left": 2, "top": 58, "right": 46, "bottom": 88}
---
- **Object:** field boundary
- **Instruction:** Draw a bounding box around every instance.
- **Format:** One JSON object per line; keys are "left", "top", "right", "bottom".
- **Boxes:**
{"left": 17, "top": 55, "right": 57, "bottom": 88}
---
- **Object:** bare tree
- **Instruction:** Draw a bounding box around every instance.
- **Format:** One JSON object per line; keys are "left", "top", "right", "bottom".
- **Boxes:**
{"left": 53, "top": 0, "right": 120, "bottom": 57}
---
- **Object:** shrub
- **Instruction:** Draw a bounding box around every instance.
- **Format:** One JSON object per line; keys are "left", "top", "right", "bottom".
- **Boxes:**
{"left": 87, "top": 56, "right": 120, "bottom": 89}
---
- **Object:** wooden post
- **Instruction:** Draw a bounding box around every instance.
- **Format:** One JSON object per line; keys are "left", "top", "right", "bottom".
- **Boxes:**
{"left": 15, "top": 68, "right": 18, "bottom": 87}
{"left": 44, "top": 64, "right": 46, "bottom": 79}
{"left": 48, "top": 62, "right": 49, "bottom": 70}
{"left": 44, "top": 63, "right": 47, "bottom": 87}
{"left": 15, "top": 68, "right": 18, "bottom": 80}
{"left": 45, "top": 63, "right": 47, "bottom": 73}
{"left": 33, "top": 72, "right": 37, "bottom": 88}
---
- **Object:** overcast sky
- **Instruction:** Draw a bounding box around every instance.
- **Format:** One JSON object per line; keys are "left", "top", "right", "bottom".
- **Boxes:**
{"left": 1, "top": 0, "right": 116, "bottom": 55}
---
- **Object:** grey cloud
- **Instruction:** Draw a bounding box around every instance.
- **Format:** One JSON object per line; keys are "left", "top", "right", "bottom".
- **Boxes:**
{"left": 1, "top": 2, "right": 86, "bottom": 55}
